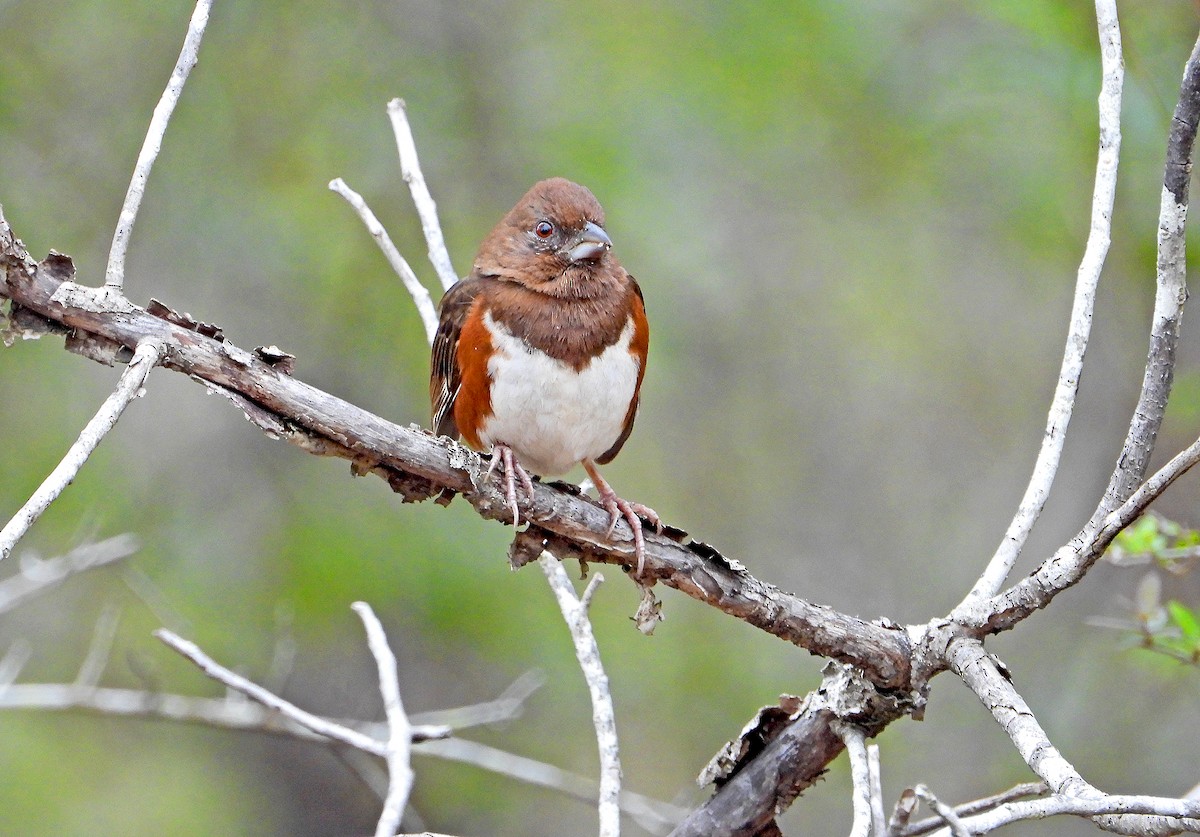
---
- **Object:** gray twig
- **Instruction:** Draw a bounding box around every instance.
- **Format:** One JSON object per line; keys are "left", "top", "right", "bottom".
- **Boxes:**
{"left": 104, "top": 0, "right": 212, "bottom": 291}
{"left": 0, "top": 342, "right": 162, "bottom": 562}
{"left": 913, "top": 785, "right": 969, "bottom": 837}
{"left": 835, "top": 722, "right": 873, "bottom": 837}
{"left": 155, "top": 627, "right": 389, "bottom": 755}
{"left": 387, "top": 98, "right": 459, "bottom": 290}
{"left": 0, "top": 534, "right": 139, "bottom": 614}
{"left": 895, "top": 782, "right": 1047, "bottom": 837}
{"left": 537, "top": 554, "right": 622, "bottom": 837}
{"left": 415, "top": 737, "right": 686, "bottom": 835}
{"left": 73, "top": 603, "right": 121, "bottom": 688}
{"left": 352, "top": 602, "right": 415, "bottom": 837}
{"left": 963, "top": 0, "right": 1124, "bottom": 603}
{"left": 868, "top": 744, "right": 887, "bottom": 836}
{"left": 1094, "top": 27, "right": 1200, "bottom": 514}
{"left": 329, "top": 177, "right": 438, "bottom": 343}
{"left": 0, "top": 641, "right": 31, "bottom": 690}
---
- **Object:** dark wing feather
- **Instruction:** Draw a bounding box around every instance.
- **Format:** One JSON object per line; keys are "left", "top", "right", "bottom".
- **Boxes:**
{"left": 430, "top": 278, "right": 486, "bottom": 438}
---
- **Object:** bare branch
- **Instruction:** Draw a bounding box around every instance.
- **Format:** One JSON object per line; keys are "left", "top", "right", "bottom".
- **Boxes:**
{"left": 0, "top": 236, "right": 914, "bottom": 687}
{"left": 407, "top": 669, "right": 544, "bottom": 731}
{"left": 0, "top": 641, "right": 31, "bottom": 689}
{"left": 0, "top": 681, "right": 449, "bottom": 745}
{"left": 0, "top": 342, "right": 162, "bottom": 562}
{"left": 868, "top": 744, "right": 887, "bottom": 836}
{"left": 950, "top": 25, "right": 1200, "bottom": 635}
{"left": 0, "top": 534, "right": 139, "bottom": 614}
{"left": 835, "top": 722, "right": 873, "bottom": 837}
{"left": 352, "top": 602, "right": 415, "bottom": 837}
{"left": 895, "top": 782, "right": 1048, "bottom": 837}
{"left": 962, "top": 432, "right": 1200, "bottom": 633}
{"left": 963, "top": 0, "right": 1123, "bottom": 603}
{"left": 414, "top": 737, "right": 687, "bottom": 836}
{"left": 387, "top": 98, "right": 458, "bottom": 290}
{"left": 104, "top": 0, "right": 212, "bottom": 291}
{"left": 670, "top": 664, "right": 908, "bottom": 837}
{"left": 938, "top": 644, "right": 1200, "bottom": 832}
{"left": 329, "top": 178, "right": 438, "bottom": 343}
{"left": 0, "top": 674, "right": 680, "bottom": 833}
{"left": 1096, "top": 28, "right": 1200, "bottom": 514}
{"left": 913, "top": 785, "right": 969, "bottom": 837}
{"left": 942, "top": 794, "right": 1200, "bottom": 836}
{"left": 73, "top": 603, "right": 121, "bottom": 688}
{"left": 948, "top": 638, "right": 1094, "bottom": 797}
{"left": 155, "top": 627, "right": 391, "bottom": 756}
{"left": 537, "top": 555, "right": 621, "bottom": 837}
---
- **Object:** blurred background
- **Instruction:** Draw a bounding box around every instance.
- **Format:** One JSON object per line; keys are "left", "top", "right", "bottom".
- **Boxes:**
{"left": 1, "top": 1, "right": 1198, "bottom": 834}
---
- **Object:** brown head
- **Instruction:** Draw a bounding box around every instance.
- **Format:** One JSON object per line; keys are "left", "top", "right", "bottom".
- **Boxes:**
{"left": 472, "top": 178, "right": 623, "bottom": 300}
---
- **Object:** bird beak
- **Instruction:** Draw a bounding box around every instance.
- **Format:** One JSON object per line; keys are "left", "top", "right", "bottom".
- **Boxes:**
{"left": 566, "top": 221, "right": 612, "bottom": 263}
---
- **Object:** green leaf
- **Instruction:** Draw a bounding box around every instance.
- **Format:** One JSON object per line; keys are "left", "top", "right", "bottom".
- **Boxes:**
{"left": 1115, "top": 515, "right": 1162, "bottom": 556}
{"left": 1167, "top": 600, "right": 1200, "bottom": 644}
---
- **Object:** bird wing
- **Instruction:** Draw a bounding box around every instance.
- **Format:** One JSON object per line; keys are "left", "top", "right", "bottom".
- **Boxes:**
{"left": 430, "top": 277, "right": 487, "bottom": 438}
{"left": 597, "top": 276, "right": 649, "bottom": 464}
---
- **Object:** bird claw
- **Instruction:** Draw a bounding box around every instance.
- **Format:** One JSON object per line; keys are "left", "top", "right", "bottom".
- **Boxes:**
{"left": 598, "top": 493, "right": 660, "bottom": 579}
{"left": 630, "top": 502, "right": 662, "bottom": 535}
{"left": 487, "top": 444, "right": 535, "bottom": 527}
{"left": 582, "top": 460, "right": 658, "bottom": 578}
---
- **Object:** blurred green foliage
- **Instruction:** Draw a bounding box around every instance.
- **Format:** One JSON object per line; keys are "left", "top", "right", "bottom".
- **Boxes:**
{"left": 1100, "top": 514, "right": 1200, "bottom": 665}
{"left": 3, "top": 1, "right": 1200, "bottom": 835}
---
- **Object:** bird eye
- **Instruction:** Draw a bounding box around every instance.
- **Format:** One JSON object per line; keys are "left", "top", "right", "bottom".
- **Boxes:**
{"left": 534, "top": 221, "right": 555, "bottom": 239}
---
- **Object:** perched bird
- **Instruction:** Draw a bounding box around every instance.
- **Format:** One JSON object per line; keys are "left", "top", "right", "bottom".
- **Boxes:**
{"left": 431, "top": 177, "right": 660, "bottom": 574}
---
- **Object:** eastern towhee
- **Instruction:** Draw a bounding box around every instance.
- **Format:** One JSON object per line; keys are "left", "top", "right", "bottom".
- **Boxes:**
{"left": 431, "top": 177, "right": 660, "bottom": 574}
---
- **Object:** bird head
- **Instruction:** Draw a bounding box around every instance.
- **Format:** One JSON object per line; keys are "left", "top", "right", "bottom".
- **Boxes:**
{"left": 473, "top": 178, "right": 624, "bottom": 299}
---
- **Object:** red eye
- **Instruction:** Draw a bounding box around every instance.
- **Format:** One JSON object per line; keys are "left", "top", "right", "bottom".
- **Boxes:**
{"left": 534, "top": 221, "right": 554, "bottom": 239}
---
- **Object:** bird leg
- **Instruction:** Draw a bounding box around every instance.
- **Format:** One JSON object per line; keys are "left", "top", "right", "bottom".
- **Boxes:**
{"left": 486, "top": 443, "right": 536, "bottom": 527}
{"left": 582, "top": 459, "right": 662, "bottom": 577}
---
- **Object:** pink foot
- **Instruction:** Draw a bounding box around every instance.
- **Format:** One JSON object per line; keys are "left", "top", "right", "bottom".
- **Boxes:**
{"left": 486, "top": 444, "right": 535, "bottom": 527}
{"left": 583, "top": 460, "right": 661, "bottom": 577}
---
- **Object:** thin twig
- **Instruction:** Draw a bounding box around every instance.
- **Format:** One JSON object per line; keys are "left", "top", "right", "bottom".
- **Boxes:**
{"left": 265, "top": 603, "right": 297, "bottom": 693}
{"left": 913, "top": 785, "right": 969, "bottom": 837}
{"left": 329, "top": 178, "right": 439, "bottom": 343}
{"left": 895, "top": 782, "right": 1048, "bottom": 837}
{"left": 1097, "top": 27, "right": 1200, "bottom": 514}
{"left": 836, "top": 722, "right": 873, "bottom": 837}
{"left": 155, "top": 627, "right": 389, "bottom": 755}
{"left": 408, "top": 669, "right": 544, "bottom": 730}
{"left": 965, "top": 431, "right": 1200, "bottom": 632}
{"left": 73, "top": 604, "right": 121, "bottom": 688}
{"left": 963, "top": 0, "right": 1124, "bottom": 603}
{"left": 352, "top": 602, "right": 415, "bottom": 837}
{"left": 867, "top": 744, "right": 887, "bottom": 836}
{"left": 0, "top": 641, "right": 31, "bottom": 690}
{"left": 0, "top": 534, "right": 140, "bottom": 614}
{"left": 537, "top": 554, "right": 622, "bottom": 837}
{"left": 0, "top": 342, "right": 162, "bottom": 561}
{"left": 387, "top": 98, "right": 459, "bottom": 290}
{"left": 104, "top": 0, "right": 212, "bottom": 291}
{"left": 0, "top": 677, "right": 679, "bottom": 833}
{"left": 0, "top": 682, "right": 431, "bottom": 743}
{"left": 944, "top": 793, "right": 1200, "bottom": 835}
{"left": 0, "top": 678, "right": 478, "bottom": 745}
{"left": 414, "top": 737, "right": 687, "bottom": 836}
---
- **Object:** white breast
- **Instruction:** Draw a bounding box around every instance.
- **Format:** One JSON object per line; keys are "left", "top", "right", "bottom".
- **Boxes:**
{"left": 479, "top": 311, "right": 640, "bottom": 476}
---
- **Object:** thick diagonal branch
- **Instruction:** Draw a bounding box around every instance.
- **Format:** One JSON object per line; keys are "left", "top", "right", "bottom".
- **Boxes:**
{"left": 0, "top": 213, "right": 912, "bottom": 689}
